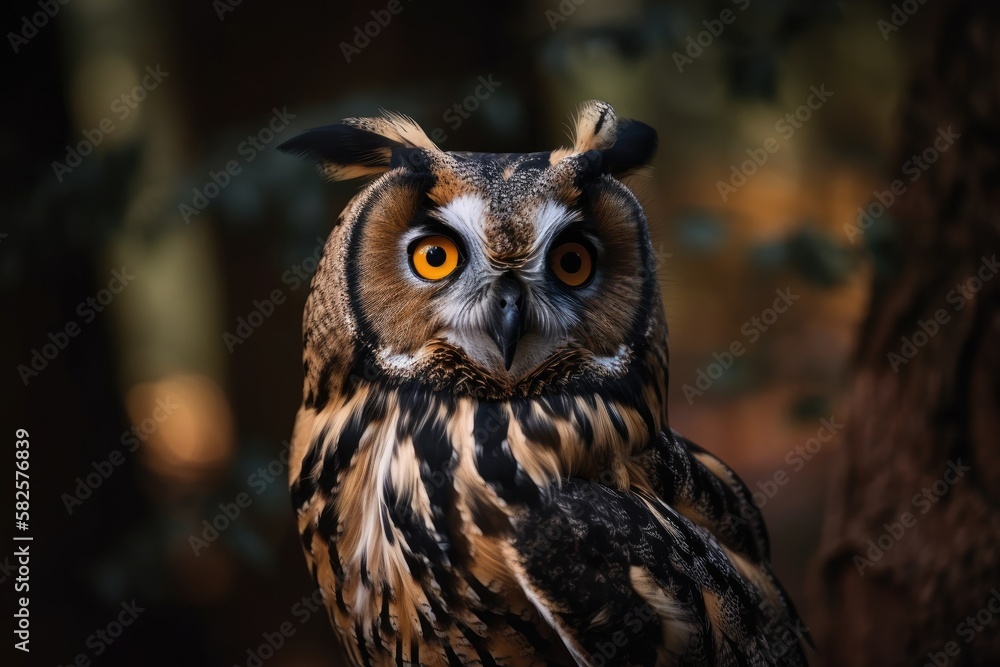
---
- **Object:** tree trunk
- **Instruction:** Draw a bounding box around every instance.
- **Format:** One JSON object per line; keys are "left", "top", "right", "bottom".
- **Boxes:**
{"left": 815, "top": 1, "right": 1000, "bottom": 664}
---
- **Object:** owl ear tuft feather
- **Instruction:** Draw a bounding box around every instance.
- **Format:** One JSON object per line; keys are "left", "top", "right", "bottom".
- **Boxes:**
{"left": 560, "top": 100, "right": 658, "bottom": 177}
{"left": 599, "top": 118, "right": 658, "bottom": 176}
{"left": 279, "top": 111, "right": 440, "bottom": 181}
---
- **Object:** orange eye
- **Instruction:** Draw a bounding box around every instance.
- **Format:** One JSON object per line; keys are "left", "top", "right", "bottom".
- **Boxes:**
{"left": 549, "top": 240, "right": 595, "bottom": 287}
{"left": 410, "top": 235, "right": 461, "bottom": 281}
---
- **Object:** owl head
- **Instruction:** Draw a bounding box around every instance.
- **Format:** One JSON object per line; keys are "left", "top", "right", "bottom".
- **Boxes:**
{"left": 281, "top": 100, "right": 667, "bottom": 402}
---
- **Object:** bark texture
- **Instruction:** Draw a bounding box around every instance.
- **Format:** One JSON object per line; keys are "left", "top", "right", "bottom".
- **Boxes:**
{"left": 815, "top": 1, "right": 1000, "bottom": 664}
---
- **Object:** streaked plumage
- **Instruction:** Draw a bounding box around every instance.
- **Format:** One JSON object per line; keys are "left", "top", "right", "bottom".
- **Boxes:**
{"left": 281, "top": 101, "right": 810, "bottom": 666}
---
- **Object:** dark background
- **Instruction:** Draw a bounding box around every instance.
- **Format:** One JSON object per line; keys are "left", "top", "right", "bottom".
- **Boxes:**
{"left": 2, "top": 0, "right": 993, "bottom": 665}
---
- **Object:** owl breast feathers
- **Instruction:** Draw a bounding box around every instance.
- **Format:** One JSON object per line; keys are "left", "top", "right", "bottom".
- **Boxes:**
{"left": 281, "top": 101, "right": 810, "bottom": 666}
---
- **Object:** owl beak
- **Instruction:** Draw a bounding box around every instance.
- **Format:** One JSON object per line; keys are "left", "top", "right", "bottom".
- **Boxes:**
{"left": 490, "top": 278, "right": 524, "bottom": 371}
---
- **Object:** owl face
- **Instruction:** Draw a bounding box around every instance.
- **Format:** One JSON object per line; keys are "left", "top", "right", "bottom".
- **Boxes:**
{"left": 282, "top": 101, "right": 662, "bottom": 398}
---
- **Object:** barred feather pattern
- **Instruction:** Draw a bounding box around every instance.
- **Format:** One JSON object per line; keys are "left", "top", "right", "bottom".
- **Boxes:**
{"left": 284, "top": 100, "right": 809, "bottom": 666}
{"left": 289, "top": 353, "right": 808, "bottom": 666}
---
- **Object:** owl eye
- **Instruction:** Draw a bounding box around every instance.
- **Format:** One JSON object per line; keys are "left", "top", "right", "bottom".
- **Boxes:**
{"left": 409, "top": 235, "right": 461, "bottom": 281}
{"left": 549, "top": 239, "right": 595, "bottom": 287}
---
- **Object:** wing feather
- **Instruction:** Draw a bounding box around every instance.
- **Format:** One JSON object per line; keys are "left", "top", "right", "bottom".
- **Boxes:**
{"left": 508, "top": 475, "right": 808, "bottom": 666}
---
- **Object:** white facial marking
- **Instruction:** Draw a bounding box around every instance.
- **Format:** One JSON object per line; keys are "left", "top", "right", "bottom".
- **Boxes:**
{"left": 432, "top": 194, "right": 489, "bottom": 246}
{"left": 532, "top": 200, "right": 578, "bottom": 253}
{"left": 393, "top": 193, "right": 608, "bottom": 379}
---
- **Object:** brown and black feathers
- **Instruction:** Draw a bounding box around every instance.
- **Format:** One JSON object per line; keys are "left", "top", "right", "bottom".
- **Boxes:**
{"left": 282, "top": 101, "right": 809, "bottom": 666}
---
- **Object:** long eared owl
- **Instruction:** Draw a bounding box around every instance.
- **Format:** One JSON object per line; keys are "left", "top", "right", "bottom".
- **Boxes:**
{"left": 281, "top": 101, "right": 810, "bottom": 666}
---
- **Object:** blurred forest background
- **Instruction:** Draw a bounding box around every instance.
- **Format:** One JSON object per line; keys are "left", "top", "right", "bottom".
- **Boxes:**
{"left": 2, "top": 0, "right": 997, "bottom": 665}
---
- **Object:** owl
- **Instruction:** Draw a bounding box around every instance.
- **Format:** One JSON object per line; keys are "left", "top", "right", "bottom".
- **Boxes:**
{"left": 280, "top": 100, "right": 810, "bottom": 666}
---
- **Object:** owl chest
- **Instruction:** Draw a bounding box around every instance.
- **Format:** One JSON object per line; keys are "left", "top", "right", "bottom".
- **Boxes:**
{"left": 315, "top": 386, "right": 653, "bottom": 596}
{"left": 305, "top": 393, "right": 526, "bottom": 653}
{"left": 296, "top": 384, "right": 660, "bottom": 663}
{"left": 323, "top": 393, "right": 511, "bottom": 594}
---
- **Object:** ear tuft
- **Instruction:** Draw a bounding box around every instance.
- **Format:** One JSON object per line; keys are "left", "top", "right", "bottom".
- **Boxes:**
{"left": 572, "top": 100, "right": 619, "bottom": 153}
{"left": 555, "top": 100, "right": 658, "bottom": 177}
{"left": 350, "top": 111, "right": 440, "bottom": 152}
{"left": 278, "top": 124, "right": 401, "bottom": 181}
{"left": 599, "top": 118, "right": 658, "bottom": 177}
{"left": 279, "top": 111, "right": 440, "bottom": 182}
